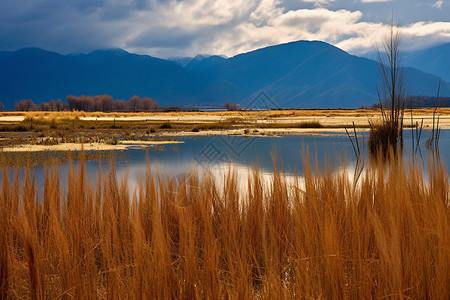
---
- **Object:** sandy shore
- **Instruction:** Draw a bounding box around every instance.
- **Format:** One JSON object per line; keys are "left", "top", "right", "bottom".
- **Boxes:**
{"left": 154, "top": 127, "right": 360, "bottom": 137}
{"left": 0, "top": 116, "right": 26, "bottom": 122}
{"left": 77, "top": 114, "right": 450, "bottom": 129}
{"left": 0, "top": 140, "right": 183, "bottom": 152}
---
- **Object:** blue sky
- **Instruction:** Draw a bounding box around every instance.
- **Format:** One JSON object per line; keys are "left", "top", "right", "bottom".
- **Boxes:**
{"left": 1, "top": 0, "right": 449, "bottom": 57}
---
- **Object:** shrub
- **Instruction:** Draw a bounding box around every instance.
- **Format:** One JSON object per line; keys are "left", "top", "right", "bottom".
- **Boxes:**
{"left": 368, "top": 123, "right": 398, "bottom": 157}
{"left": 160, "top": 122, "right": 172, "bottom": 129}
{"left": 297, "top": 120, "right": 322, "bottom": 128}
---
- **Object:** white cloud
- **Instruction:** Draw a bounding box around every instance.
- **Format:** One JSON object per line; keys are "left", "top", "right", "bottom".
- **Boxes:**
{"left": 302, "top": 0, "right": 335, "bottom": 7}
{"left": 122, "top": 0, "right": 450, "bottom": 58}
{"left": 432, "top": 0, "right": 443, "bottom": 9}
{"left": 360, "top": 0, "right": 391, "bottom": 3}
{"left": 2, "top": 0, "right": 449, "bottom": 57}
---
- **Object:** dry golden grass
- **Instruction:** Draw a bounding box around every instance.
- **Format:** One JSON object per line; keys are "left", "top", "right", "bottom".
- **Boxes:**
{"left": 2, "top": 108, "right": 450, "bottom": 119}
{"left": 1, "top": 109, "right": 450, "bottom": 136}
{"left": 0, "top": 152, "right": 449, "bottom": 299}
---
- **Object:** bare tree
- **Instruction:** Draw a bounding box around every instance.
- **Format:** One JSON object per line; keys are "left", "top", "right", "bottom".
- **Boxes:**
{"left": 49, "top": 99, "right": 56, "bottom": 111}
{"left": 377, "top": 21, "right": 406, "bottom": 126}
{"left": 369, "top": 21, "right": 406, "bottom": 156}
{"left": 15, "top": 99, "right": 35, "bottom": 111}
{"left": 40, "top": 102, "right": 50, "bottom": 111}
{"left": 113, "top": 99, "right": 126, "bottom": 112}
{"left": 225, "top": 101, "right": 238, "bottom": 111}
{"left": 55, "top": 99, "right": 64, "bottom": 111}
{"left": 127, "top": 95, "right": 141, "bottom": 112}
{"left": 141, "top": 97, "right": 154, "bottom": 111}
{"left": 142, "top": 97, "right": 158, "bottom": 111}
{"left": 99, "top": 95, "right": 114, "bottom": 112}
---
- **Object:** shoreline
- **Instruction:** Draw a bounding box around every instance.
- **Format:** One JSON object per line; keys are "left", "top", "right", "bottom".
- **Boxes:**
{"left": 0, "top": 128, "right": 357, "bottom": 153}
{"left": 1, "top": 109, "right": 449, "bottom": 153}
{"left": 0, "top": 140, "right": 183, "bottom": 152}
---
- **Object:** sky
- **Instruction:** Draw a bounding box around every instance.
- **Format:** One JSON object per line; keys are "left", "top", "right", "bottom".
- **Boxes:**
{"left": 1, "top": 0, "right": 449, "bottom": 58}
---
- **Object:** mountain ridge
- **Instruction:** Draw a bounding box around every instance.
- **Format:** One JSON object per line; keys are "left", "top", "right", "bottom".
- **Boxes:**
{"left": 0, "top": 41, "right": 449, "bottom": 109}
{"left": 403, "top": 43, "right": 450, "bottom": 82}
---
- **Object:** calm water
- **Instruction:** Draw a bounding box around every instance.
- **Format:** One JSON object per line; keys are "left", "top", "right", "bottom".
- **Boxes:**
{"left": 2, "top": 130, "right": 450, "bottom": 191}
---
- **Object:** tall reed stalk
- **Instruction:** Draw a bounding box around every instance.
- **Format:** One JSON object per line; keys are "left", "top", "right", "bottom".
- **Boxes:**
{"left": 0, "top": 152, "right": 449, "bottom": 299}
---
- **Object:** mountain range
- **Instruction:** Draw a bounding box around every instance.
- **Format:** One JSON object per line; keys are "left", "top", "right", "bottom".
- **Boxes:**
{"left": 0, "top": 41, "right": 449, "bottom": 110}
{"left": 403, "top": 43, "right": 450, "bottom": 83}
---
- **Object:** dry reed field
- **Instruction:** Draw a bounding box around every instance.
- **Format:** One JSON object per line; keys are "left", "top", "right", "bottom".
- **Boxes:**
{"left": 3, "top": 108, "right": 450, "bottom": 124}
{"left": 0, "top": 152, "right": 449, "bottom": 299}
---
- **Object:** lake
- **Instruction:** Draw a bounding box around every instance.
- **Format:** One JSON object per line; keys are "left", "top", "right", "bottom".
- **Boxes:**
{"left": 2, "top": 130, "right": 449, "bottom": 191}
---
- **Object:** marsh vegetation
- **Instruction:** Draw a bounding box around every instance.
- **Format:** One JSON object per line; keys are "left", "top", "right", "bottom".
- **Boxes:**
{"left": 0, "top": 150, "right": 449, "bottom": 299}
{"left": 1, "top": 109, "right": 448, "bottom": 152}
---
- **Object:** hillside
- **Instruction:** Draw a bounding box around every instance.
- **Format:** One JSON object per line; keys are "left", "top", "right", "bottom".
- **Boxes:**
{"left": 191, "top": 41, "right": 449, "bottom": 108}
{"left": 403, "top": 43, "right": 450, "bottom": 82}
{"left": 0, "top": 41, "right": 449, "bottom": 109}
{"left": 0, "top": 48, "right": 202, "bottom": 109}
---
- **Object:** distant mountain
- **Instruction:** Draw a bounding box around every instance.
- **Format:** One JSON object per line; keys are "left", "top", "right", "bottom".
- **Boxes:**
{"left": 0, "top": 51, "right": 11, "bottom": 60}
{"left": 0, "top": 48, "right": 202, "bottom": 109}
{"left": 403, "top": 43, "right": 450, "bottom": 82}
{"left": 168, "top": 56, "right": 194, "bottom": 68}
{"left": 193, "top": 41, "right": 449, "bottom": 108}
{"left": 184, "top": 55, "right": 227, "bottom": 73}
{"left": 169, "top": 55, "right": 227, "bottom": 71}
{"left": 1, "top": 41, "right": 449, "bottom": 109}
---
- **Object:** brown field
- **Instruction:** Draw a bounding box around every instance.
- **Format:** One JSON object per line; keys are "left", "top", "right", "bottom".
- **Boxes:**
{"left": 1, "top": 109, "right": 450, "bottom": 152}
{"left": 0, "top": 152, "right": 449, "bottom": 298}
{"left": 2, "top": 107, "right": 450, "bottom": 118}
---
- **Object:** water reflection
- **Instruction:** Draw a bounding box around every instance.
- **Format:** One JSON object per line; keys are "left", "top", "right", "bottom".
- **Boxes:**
{"left": 1, "top": 130, "right": 449, "bottom": 194}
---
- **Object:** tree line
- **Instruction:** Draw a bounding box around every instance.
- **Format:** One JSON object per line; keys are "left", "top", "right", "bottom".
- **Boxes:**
{"left": 2, "top": 94, "right": 450, "bottom": 112}
{"left": 66, "top": 95, "right": 158, "bottom": 112}
{"left": 11, "top": 95, "right": 159, "bottom": 112}
{"left": 14, "top": 99, "right": 64, "bottom": 112}
{"left": 409, "top": 95, "right": 450, "bottom": 108}
{"left": 371, "top": 95, "right": 450, "bottom": 109}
